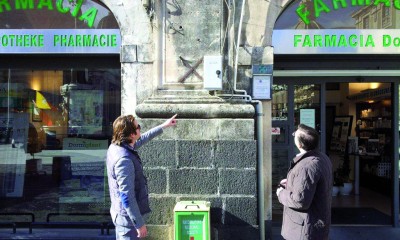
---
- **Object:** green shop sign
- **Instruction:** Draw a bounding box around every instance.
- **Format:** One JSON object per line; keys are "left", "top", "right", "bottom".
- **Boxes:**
{"left": 0, "top": 0, "right": 99, "bottom": 28}
{"left": 273, "top": 0, "right": 400, "bottom": 54}
{"left": 0, "top": 29, "right": 121, "bottom": 54}
{"left": 297, "top": 0, "right": 400, "bottom": 25}
{"left": 273, "top": 29, "right": 400, "bottom": 54}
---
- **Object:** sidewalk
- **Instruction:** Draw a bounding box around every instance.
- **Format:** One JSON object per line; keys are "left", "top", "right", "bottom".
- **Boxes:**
{"left": 0, "top": 228, "right": 115, "bottom": 240}
{"left": 272, "top": 223, "right": 400, "bottom": 240}
{"left": 2, "top": 225, "right": 400, "bottom": 239}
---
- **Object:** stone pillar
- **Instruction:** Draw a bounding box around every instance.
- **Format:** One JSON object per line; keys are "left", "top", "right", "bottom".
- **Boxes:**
{"left": 104, "top": 0, "right": 156, "bottom": 116}
{"left": 100, "top": 0, "right": 283, "bottom": 238}
{"left": 135, "top": 91, "right": 259, "bottom": 239}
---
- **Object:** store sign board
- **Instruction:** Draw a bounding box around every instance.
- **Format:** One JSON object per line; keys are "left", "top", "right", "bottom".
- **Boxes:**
{"left": 295, "top": 0, "right": 400, "bottom": 26}
{"left": 0, "top": 0, "right": 99, "bottom": 28}
{"left": 0, "top": 29, "right": 120, "bottom": 54}
{"left": 273, "top": 29, "right": 400, "bottom": 54}
{"left": 274, "top": 0, "right": 400, "bottom": 54}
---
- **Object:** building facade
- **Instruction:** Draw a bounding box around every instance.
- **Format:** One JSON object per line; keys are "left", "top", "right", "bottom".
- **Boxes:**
{"left": 2, "top": 0, "right": 400, "bottom": 240}
{"left": 0, "top": 0, "right": 273, "bottom": 239}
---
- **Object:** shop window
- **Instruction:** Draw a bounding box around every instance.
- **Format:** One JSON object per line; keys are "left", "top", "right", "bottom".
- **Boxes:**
{"left": 0, "top": 0, "right": 120, "bottom": 225}
{"left": 272, "top": 84, "right": 288, "bottom": 121}
{"left": 0, "top": 67, "right": 121, "bottom": 222}
{"left": 326, "top": 83, "right": 340, "bottom": 91}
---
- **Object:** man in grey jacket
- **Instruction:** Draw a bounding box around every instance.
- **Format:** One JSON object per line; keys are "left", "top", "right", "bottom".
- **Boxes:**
{"left": 277, "top": 124, "right": 333, "bottom": 240}
{"left": 107, "top": 114, "right": 177, "bottom": 239}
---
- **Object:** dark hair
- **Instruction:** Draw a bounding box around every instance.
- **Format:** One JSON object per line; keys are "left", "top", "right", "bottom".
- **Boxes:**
{"left": 111, "top": 115, "right": 139, "bottom": 145}
{"left": 296, "top": 124, "right": 319, "bottom": 151}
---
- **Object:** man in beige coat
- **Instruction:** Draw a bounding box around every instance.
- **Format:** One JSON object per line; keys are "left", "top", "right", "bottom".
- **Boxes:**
{"left": 277, "top": 124, "right": 333, "bottom": 240}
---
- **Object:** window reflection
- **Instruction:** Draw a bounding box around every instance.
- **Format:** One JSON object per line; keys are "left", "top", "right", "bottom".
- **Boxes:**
{"left": 294, "top": 84, "right": 320, "bottom": 132}
{"left": 272, "top": 84, "right": 288, "bottom": 120}
{"left": 0, "top": 68, "right": 120, "bottom": 222}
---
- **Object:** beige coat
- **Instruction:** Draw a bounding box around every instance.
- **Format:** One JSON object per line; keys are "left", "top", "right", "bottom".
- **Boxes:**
{"left": 278, "top": 150, "right": 333, "bottom": 240}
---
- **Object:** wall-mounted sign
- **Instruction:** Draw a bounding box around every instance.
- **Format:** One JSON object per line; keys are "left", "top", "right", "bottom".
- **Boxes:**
{"left": 252, "top": 75, "right": 272, "bottom": 100}
{"left": 0, "top": 29, "right": 120, "bottom": 54}
{"left": 252, "top": 64, "right": 273, "bottom": 100}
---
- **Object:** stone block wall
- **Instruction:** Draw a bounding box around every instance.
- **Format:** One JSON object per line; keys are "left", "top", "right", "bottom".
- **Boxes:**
{"left": 137, "top": 119, "right": 259, "bottom": 240}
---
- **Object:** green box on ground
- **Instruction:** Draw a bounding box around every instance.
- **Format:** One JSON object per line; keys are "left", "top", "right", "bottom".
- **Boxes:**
{"left": 174, "top": 201, "right": 210, "bottom": 240}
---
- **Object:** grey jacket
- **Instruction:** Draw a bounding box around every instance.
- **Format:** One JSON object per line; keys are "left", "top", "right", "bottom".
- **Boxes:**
{"left": 107, "top": 126, "right": 163, "bottom": 229}
{"left": 278, "top": 150, "right": 333, "bottom": 240}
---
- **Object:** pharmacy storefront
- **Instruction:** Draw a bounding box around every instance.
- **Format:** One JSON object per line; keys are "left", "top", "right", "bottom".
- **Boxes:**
{"left": 272, "top": 0, "right": 400, "bottom": 226}
{"left": 0, "top": 0, "right": 121, "bottom": 229}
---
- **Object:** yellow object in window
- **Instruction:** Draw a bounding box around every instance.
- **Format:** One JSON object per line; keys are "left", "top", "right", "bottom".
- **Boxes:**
{"left": 36, "top": 91, "right": 51, "bottom": 109}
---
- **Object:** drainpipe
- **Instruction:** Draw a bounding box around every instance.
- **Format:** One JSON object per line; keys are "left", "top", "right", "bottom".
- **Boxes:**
{"left": 254, "top": 100, "right": 265, "bottom": 240}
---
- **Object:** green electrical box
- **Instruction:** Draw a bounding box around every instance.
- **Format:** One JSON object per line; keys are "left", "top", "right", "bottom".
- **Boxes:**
{"left": 174, "top": 201, "right": 210, "bottom": 240}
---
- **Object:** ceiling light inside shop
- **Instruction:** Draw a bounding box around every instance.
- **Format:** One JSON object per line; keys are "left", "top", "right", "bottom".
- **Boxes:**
{"left": 369, "top": 82, "right": 380, "bottom": 89}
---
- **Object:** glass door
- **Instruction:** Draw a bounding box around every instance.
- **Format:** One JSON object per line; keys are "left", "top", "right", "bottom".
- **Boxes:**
{"left": 271, "top": 83, "right": 322, "bottom": 218}
{"left": 272, "top": 78, "right": 398, "bottom": 226}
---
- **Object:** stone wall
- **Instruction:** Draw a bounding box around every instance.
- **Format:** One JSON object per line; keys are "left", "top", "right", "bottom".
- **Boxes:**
{"left": 137, "top": 118, "right": 258, "bottom": 239}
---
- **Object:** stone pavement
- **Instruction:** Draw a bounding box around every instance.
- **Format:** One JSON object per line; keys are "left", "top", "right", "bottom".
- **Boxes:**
{"left": 1, "top": 225, "right": 400, "bottom": 239}
{"left": 272, "top": 223, "right": 400, "bottom": 240}
{"left": 0, "top": 229, "right": 115, "bottom": 240}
